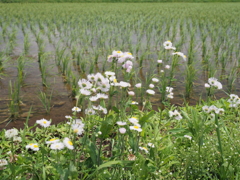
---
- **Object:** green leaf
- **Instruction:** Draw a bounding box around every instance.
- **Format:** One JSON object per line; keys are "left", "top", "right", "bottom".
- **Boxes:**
{"left": 139, "top": 110, "right": 155, "bottom": 125}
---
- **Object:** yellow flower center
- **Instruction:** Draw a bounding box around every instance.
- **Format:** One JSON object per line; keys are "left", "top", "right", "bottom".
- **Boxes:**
{"left": 50, "top": 138, "right": 56, "bottom": 141}
{"left": 68, "top": 141, "right": 73, "bottom": 146}
{"left": 74, "top": 129, "right": 79, "bottom": 133}
{"left": 43, "top": 121, "right": 47, "bottom": 124}
{"left": 33, "top": 145, "right": 38, "bottom": 148}
{"left": 133, "top": 126, "right": 139, "bottom": 129}
{"left": 132, "top": 117, "right": 137, "bottom": 119}
{"left": 143, "top": 147, "right": 147, "bottom": 150}
{"left": 117, "top": 51, "right": 121, "bottom": 53}
{"left": 127, "top": 53, "right": 132, "bottom": 55}
{"left": 113, "top": 79, "right": 117, "bottom": 83}
{"left": 30, "top": 143, "right": 33, "bottom": 146}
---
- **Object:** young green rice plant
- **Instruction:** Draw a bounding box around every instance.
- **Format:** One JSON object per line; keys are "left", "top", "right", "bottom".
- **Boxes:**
{"left": 55, "top": 44, "right": 66, "bottom": 66}
{"left": 61, "top": 55, "right": 70, "bottom": 76}
{"left": 17, "top": 56, "right": 26, "bottom": 85}
{"left": 38, "top": 90, "right": 53, "bottom": 114}
{"left": 187, "top": 29, "right": 195, "bottom": 65}
{"left": 23, "top": 32, "right": 30, "bottom": 55}
{"left": 227, "top": 67, "right": 238, "bottom": 93}
{"left": 8, "top": 80, "right": 21, "bottom": 119}
{"left": 185, "top": 64, "right": 197, "bottom": 99}
{"left": 39, "top": 53, "right": 49, "bottom": 87}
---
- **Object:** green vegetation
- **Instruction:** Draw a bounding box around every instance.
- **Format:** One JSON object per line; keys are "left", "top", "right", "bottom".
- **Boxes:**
{"left": 1, "top": 0, "right": 240, "bottom": 2}
{"left": 0, "top": 3, "right": 240, "bottom": 178}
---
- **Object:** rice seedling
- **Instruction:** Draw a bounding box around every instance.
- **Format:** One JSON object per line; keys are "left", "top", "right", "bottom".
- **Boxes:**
{"left": 38, "top": 90, "right": 53, "bottom": 114}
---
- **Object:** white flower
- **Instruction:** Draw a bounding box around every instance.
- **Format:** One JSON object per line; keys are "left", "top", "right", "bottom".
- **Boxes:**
{"left": 107, "top": 55, "right": 113, "bottom": 62}
{"left": 166, "top": 87, "right": 173, "bottom": 92}
{"left": 166, "top": 93, "right": 174, "bottom": 99}
{"left": 208, "top": 77, "right": 222, "bottom": 89}
{"left": 139, "top": 146, "right": 149, "bottom": 153}
{"left": 215, "top": 108, "right": 224, "bottom": 115}
{"left": 112, "top": 50, "right": 123, "bottom": 58}
{"left": 205, "top": 83, "right": 210, "bottom": 88}
{"left": 13, "top": 136, "right": 22, "bottom": 142}
{"left": 117, "top": 121, "right": 127, "bottom": 126}
{"left": 71, "top": 119, "right": 85, "bottom": 128}
{"left": 157, "top": 60, "right": 163, "bottom": 63}
{"left": 128, "top": 91, "right": 135, "bottom": 96}
{"left": 119, "top": 128, "right": 126, "bottom": 134}
{"left": 122, "top": 60, "right": 133, "bottom": 69}
{"left": 46, "top": 138, "right": 60, "bottom": 144}
{"left": 72, "top": 124, "right": 84, "bottom": 135}
{"left": 130, "top": 125, "right": 142, "bottom": 132}
{"left": 0, "top": 159, "right": 8, "bottom": 167}
{"left": 152, "top": 78, "right": 159, "bottom": 83}
{"left": 131, "top": 101, "right": 138, "bottom": 105}
{"left": 149, "top": 84, "right": 154, "bottom": 88}
{"left": 163, "top": 41, "right": 172, "bottom": 48}
{"left": 202, "top": 105, "right": 210, "bottom": 113}
{"left": 63, "top": 138, "right": 74, "bottom": 150}
{"left": 104, "top": 71, "right": 115, "bottom": 77}
{"left": 85, "top": 108, "right": 96, "bottom": 115}
{"left": 72, "top": 107, "right": 81, "bottom": 112}
{"left": 169, "top": 110, "right": 182, "bottom": 120}
{"left": 184, "top": 135, "right": 192, "bottom": 140}
{"left": 26, "top": 143, "right": 39, "bottom": 151}
{"left": 78, "top": 79, "right": 92, "bottom": 89}
{"left": 89, "top": 96, "right": 99, "bottom": 102}
{"left": 147, "top": 143, "right": 155, "bottom": 148}
{"left": 146, "top": 89, "right": 155, "bottom": 95}
{"left": 165, "top": 65, "right": 170, "bottom": 69}
{"left": 87, "top": 74, "right": 96, "bottom": 82}
{"left": 65, "top": 115, "right": 72, "bottom": 119}
{"left": 36, "top": 119, "right": 51, "bottom": 128}
{"left": 80, "top": 88, "right": 91, "bottom": 96}
{"left": 135, "top": 83, "right": 141, "bottom": 88}
{"left": 50, "top": 142, "right": 65, "bottom": 150}
{"left": 5, "top": 128, "right": 18, "bottom": 139}
{"left": 172, "top": 52, "right": 187, "bottom": 61}
{"left": 119, "top": 81, "right": 131, "bottom": 88}
{"left": 129, "top": 117, "right": 139, "bottom": 124}
{"left": 96, "top": 93, "right": 108, "bottom": 99}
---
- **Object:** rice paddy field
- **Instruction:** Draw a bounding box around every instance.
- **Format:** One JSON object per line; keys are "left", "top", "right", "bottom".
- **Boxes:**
{"left": 1, "top": 2, "right": 240, "bottom": 179}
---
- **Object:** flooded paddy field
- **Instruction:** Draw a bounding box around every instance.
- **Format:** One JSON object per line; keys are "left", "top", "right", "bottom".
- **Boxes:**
{"left": 0, "top": 3, "right": 240, "bottom": 129}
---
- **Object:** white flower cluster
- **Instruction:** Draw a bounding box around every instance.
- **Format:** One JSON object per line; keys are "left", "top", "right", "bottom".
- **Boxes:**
{"left": 163, "top": 40, "right": 186, "bottom": 61}
{"left": 169, "top": 110, "right": 182, "bottom": 120}
{"left": 227, "top": 94, "right": 240, "bottom": 108}
{"left": 202, "top": 105, "right": 224, "bottom": 114}
{"left": 26, "top": 143, "right": 40, "bottom": 151}
{"left": 5, "top": 128, "right": 22, "bottom": 142}
{"left": 166, "top": 87, "right": 174, "bottom": 99}
{"left": 78, "top": 72, "right": 111, "bottom": 96}
{"left": 70, "top": 119, "right": 85, "bottom": 135}
{"left": 129, "top": 117, "right": 142, "bottom": 132}
{"left": 45, "top": 137, "right": 74, "bottom": 150}
{"left": 107, "top": 50, "right": 134, "bottom": 73}
{"left": 205, "top": 77, "right": 222, "bottom": 90}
